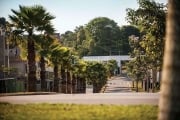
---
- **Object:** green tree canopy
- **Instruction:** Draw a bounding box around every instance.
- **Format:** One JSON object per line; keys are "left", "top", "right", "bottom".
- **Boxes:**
{"left": 126, "top": 0, "right": 166, "bottom": 69}
{"left": 85, "top": 17, "right": 121, "bottom": 56}
{"left": 119, "top": 25, "right": 140, "bottom": 55}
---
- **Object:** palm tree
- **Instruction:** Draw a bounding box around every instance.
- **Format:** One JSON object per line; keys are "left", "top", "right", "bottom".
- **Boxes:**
{"left": 71, "top": 59, "right": 86, "bottom": 93}
{"left": 158, "top": 0, "right": 180, "bottom": 120}
{"left": 9, "top": 5, "right": 55, "bottom": 92}
{"left": 35, "top": 23, "right": 55, "bottom": 92}
{"left": 49, "top": 44, "right": 62, "bottom": 92}
{"left": 86, "top": 62, "right": 108, "bottom": 93}
{"left": 57, "top": 47, "right": 72, "bottom": 93}
{"left": 50, "top": 46, "right": 74, "bottom": 93}
{"left": 35, "top": 34, "right": 55, "bottom": 91}
{"left": 49, "top": 44, "right": 71, "bottom": 92}
{"left": 63, "top": 49, "right": 77, "bottom": 93}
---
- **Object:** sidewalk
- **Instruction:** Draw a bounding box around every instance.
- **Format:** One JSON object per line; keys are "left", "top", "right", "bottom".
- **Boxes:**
{"left": 0, "top": 92, "right": 56, "bottom": 97}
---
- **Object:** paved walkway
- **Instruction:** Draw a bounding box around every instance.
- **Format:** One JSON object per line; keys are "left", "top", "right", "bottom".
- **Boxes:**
{"left": 104, "top": 76, "right": 132, "bottom": 93}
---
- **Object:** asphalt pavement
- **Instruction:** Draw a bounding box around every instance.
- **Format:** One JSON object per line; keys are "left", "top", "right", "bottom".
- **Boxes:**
{"left": 0, "top": 76, "right": 159, "bottom": 105}
{"left": 104, "top": 76, "right": 132, "bottom": 93}
{"left": 0, "top": 93, "right": 159, "bottom": 105}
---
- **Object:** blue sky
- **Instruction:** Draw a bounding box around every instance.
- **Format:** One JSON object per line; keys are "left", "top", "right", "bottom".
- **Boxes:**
{"left": 0, "top": 0, "right": 167, "bottom": 34}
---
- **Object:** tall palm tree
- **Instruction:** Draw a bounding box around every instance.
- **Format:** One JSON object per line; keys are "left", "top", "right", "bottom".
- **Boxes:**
{"left": 9, "top": 5, "right": 55, "bottom": 92}
{"left": 57, "top": 47, "right": 72, "bottom": 93}
{"left": 50, "top": 46, "right": 73, "bottom": 93}
{"left": 35, "top": 23, "right": 55, "bottom": 92}
{"left": 35, "top": 34, "right": 55, "bottom": 91}
{"left": 158, "top": 0, "right": 180, "bottom": 120}
{"left": 49, "top": 44, "right": 65, "bottom": 92}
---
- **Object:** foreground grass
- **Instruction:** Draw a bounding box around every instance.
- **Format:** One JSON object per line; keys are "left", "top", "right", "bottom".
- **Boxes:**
{"left": 0, "top": 103, "right": 157, "bottom": 120}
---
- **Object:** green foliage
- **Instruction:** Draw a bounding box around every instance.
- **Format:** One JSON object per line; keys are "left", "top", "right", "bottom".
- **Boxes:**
{"left": 85, "top": 61, "right": 108, "bottom": 92}
{"left": 60, "top": 18, "right": 140, "bottom": 57}
{"left": 61, "top": 26, "right": 90, "bottom": 58}
{"left": 9, "top": 5, "right": 56, "bottom": 91}
{"left": 49, "top": 45, "right": 72, "bottom": 67}
{"left": 75, "top": 26, "right": 90, "bottom": 57}
{"left": 119, "top": 25, "right": 140, "bottom": 55}
{"left": 105, "top": 60, "right": 118, "bottom": 77}
{"left": 61, "top": 31, "right": 76, "bottom": 48}
{"left": 85, "top": 17, "right": 121, "bottom": 55}
{"left": 126, "top": 0, "right": 166, "bottom": 92}
{"left": 0, "top": 103, "right": 158, "bottom": 120}
{"left": 72, "top": 59, "right": 87, "bottom": 78}
{"left": 0, "top": 17, "right": 6, "bottom": 26}
{"left": 86, "top": 61, "right": 108, "bottom": 85}
{"left": 126, "top": 0, "right": 166, "bottom": 69}
{"left": 9, "top": 5, "right": 55, "bottom": 35}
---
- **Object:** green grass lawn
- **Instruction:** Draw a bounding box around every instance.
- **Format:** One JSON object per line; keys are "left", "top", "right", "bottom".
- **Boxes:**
{"left": 0, "top": 103, "right": 158, "bottom": 120}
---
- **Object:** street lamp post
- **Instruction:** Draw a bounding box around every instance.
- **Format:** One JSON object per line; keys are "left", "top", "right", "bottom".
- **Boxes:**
{"left": 105, "top": 25, "right": 112, "bottom": 56}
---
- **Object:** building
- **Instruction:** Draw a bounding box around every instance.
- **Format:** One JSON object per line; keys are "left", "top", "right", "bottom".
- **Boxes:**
{"left": 0, "top": 22, "right": 61, "bottom": 92}
{"left": 83, "top": 55, "right": 132, "bottom": 74}
{"left": 0, "top": 24, "right": 6, "bottom": 71}
{"left": 0, "top": 22, "right": 26, "bottom": 93}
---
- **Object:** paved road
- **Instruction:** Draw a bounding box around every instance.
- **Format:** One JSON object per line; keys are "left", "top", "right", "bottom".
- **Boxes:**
{"left": 0, "top": 76, "right": 159, "bottom": 105}
{"left": 0, "top": 93, "right": 159, "bottom": 105}
{"left": 104, "top": 76, "right": 132, "bottom": 93}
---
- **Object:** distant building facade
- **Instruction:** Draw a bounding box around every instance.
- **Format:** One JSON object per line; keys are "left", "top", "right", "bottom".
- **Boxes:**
{"left": 83, "top": 55, "right": 132, "bottom": 74}
{"left": 0, "top": 25, "right": 5, "bottom": 68}
{"left": 0, "top": 23, "right": 61, "bottom": 91}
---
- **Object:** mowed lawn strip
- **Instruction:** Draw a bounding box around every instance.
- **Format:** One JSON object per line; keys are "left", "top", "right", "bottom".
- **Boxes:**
{"left": 0, "top": 103, "right": 157, "bottom": 120}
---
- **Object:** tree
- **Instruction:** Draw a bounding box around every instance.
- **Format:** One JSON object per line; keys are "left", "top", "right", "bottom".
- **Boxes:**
{"left": 85, "top": 17, "right": 121, "bottom": 56}
{"left": 126, "top": 0, "right": 166, "bottom": 92}
{"left": 105, "top": 60, "right": 118, "bottom": 77}
{"left": 119, "top": 25, "right": 140, "bottom": 55}
{"left": 49, "top": 44, "right": 63, "bottom": 92}
{"left": 35, "top": 34, "right": 55, "bottom": 91}
{"left": 0, "top": 17, "right": 6, "bottom": 26}
{"left": 60, "top": 48, "right": 76, "bottom": 94}
{"left": 35, "top": 21, "right": 55, "bottom": 92}
{"left": 74, "top": 26, "right": 89, "bottom": 57}
{"left": 71, "top": 59, "right": 87, "bottom": 93}
{"left": 61, "top": 26, "right": 89, "bottom": 58}
{"left": 158, "top": 0, "right": 180, "bottom": 119}
{"left": 86, "top": 62, "right": 108, "bottom": 93}
{"left": 49, "top": 44, "right": 75, "bottom": 93}
{"left": 61, "top": 31, "right": 76, "bottom": 48}
{"left": 126, "top": 35, "right": 148, "bottom": 92}
{"left": 9, "top": 5, "right": 55, "bottom": 91}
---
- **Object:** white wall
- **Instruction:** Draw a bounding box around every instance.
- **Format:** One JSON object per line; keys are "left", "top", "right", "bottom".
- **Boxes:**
{"left": 83, "top": 55, "right": 131, "bottom": 67}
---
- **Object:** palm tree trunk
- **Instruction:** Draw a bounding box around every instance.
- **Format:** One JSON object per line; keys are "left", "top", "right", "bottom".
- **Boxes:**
{"left": 136, "top": 80, "right": 139, "bottom": 92}
{"left": 67, "top": 71, "right": 71, "bottom": 93}
{"left": 27, "top": 35, "right": 37, "bottom": 92}
{"left": 76, "top": 76, "right": 80, "bottom": 93}
{"left": 79, "top": 77, "right": 86, "bottom": 93}
{"left": 152, "top": 68, "right": 157, "bottom": 92}
{"left": 158, "top": 0, "right": 180, "bottom": 120}
{"left": 93, "top": 82, "right": 98, "bottom": 93}
{"left": 40, "top": 56, "right": 46, "bottom": 91}
{"left": 72, "top": 74, "right": 76, "bottom": 93}
{"left": 61, "top": 68, "right": 66, "bottom": 93}
{"left": 53, "top": 65, "right": 59, "bottom": 92}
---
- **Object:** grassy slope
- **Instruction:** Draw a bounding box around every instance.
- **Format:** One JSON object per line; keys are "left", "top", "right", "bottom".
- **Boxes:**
{"left": 0, "top": 103, "right": 157, "bottom": 120}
